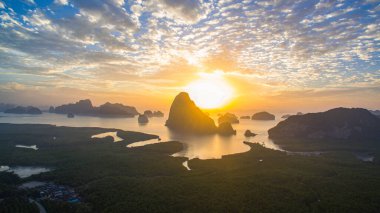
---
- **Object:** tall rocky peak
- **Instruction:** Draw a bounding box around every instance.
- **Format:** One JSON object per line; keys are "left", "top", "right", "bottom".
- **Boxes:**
{"left": 165, "top": 92, "right": 217, "bottom": 134}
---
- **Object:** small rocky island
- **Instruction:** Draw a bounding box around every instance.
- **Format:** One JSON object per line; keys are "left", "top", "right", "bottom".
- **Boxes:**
{"left": 218, "top": 113, "right": 239, "bottom": 124}
{"left": 240, "top": 116, "right": 250, "bottom": 119}
{"left": 218, "top": 123, "right": 237, "bottom": 135}
{"left": 138, "top": 114, "right": 149, "bottom": 123}
{"left": 244, "top": 130, "right": 257, "bottom": 137}
{"left": 53, "top": 99, "right": 139, "bottom": 117}
{"left": 252, "top": 111, "right": 275, "bottom": 120}
{"left": 4, "top": 106, "right": 42, "bottom": 114}
{"left": 143, "top": 110, "right": 164, "bottom": 117}
{"left": 268, "top": 108, "right": 380, "bottom": 140}
{"left": 166, "top": 92, "right": 236, "bottom": 135}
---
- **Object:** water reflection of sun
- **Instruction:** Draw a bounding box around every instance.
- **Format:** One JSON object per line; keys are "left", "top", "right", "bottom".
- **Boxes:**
{"left": 185, "top": 73, "right": 234, "bottom": 109}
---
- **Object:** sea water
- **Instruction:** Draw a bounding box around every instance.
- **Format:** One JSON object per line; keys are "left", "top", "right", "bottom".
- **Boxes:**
{"left": 0, "top": 112, "right": 285, "bottom": 160}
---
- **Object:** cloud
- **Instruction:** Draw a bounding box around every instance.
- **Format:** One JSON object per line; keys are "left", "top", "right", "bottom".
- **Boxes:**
{"left": 0, "top": 0, "right": 379, "bottom": 109}
{"left": 1, "top": 82, "right": 27, "bottom": 90}
{"left": 155, "top": 0, "right": 208, "bottom": 23}
{"left": 69, "top": 0, "right": 138, "bottom": 34}
{"left": 23, "top": 0, "right": 36, "bottom": 6}
{"left": 54, "top": 0, "right": 69, "bottom": 5}
{"left": 138, "top": 0, "right": 211, "bottom": 24}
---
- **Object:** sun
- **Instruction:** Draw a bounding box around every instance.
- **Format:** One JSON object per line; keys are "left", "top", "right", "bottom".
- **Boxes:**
{"left": 185, "top": 75, "right": 234, "bottom": 109}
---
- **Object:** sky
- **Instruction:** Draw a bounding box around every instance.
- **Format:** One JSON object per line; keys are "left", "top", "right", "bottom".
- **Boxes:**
{"left": 0, "top": 0, "right": 379, "bottom": 112}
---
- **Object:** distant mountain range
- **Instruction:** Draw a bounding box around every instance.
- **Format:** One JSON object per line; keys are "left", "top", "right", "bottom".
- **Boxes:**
{"left": 4, "top": 106, "right": 42, "bottom": 114}
{"left": 52, "top": 99, "right": 139, "bottom": 117}
{"left": 1, "top": 101, "right": 164, "bottom": 118}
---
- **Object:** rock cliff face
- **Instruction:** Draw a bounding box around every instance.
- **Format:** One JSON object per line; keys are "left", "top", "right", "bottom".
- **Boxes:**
{"left": 4, "top": 106, "right": 42, "bottom": 114}
{"left": 165, "top": 92, "right": 217, "bottom": 134}
{"left": 268, "top": 108, "right": 380, "bottom": 140}
{"left": 252, "top": 112, "right": 275, "bottom": 120}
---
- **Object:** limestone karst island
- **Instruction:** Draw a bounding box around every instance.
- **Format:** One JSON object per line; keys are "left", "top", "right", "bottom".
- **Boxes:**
{"left": 0, "top": 0, "right": 379, "bottom": 212}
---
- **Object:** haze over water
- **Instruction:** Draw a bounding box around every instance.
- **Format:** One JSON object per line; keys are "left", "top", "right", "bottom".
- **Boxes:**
{"left": 0, "top": 112, "right": 284, "bottom": 159}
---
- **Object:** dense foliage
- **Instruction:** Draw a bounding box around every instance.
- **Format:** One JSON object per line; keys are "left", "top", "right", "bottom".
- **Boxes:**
{"left": 0, "top": 123, "right": 379, "bottom": 212}
{"left": 0, "top": 197, "right": 39, "bottom": 213}
{"left": 0, "top": 172, "right": 38, "bottom": 213}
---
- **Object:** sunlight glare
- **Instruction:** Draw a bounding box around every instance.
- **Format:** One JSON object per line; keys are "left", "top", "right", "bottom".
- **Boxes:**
{"left": 185, "top": 74, "right": 234, "bottom": 109}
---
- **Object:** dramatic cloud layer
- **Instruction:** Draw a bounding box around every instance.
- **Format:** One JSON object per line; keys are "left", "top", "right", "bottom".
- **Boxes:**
{"left": 0, "top": 0, "right": 379, "bottom": 110}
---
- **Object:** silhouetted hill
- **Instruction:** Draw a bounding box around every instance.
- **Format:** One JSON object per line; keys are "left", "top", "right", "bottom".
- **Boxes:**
{"left": 252, "top": 112, "right": 275, "bottom": 120}
{"left": 4, "top": 106, "right": 42, "bottom": 114}
{"left": 54, "top": 100, "right": 138, "bottom": 117}
{"left": 166, "top": 92, "right": 217, "bottom": 134}
{"left": 218, "top": 113, "right": 239, "bottom": 124}
{"left": 269, "top": 108, "right": 380, "bottom": 140}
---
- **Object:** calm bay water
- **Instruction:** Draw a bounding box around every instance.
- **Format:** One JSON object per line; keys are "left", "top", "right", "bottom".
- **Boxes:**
{"left": 0, "top": 112, "right": 285, "bottom": 160}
